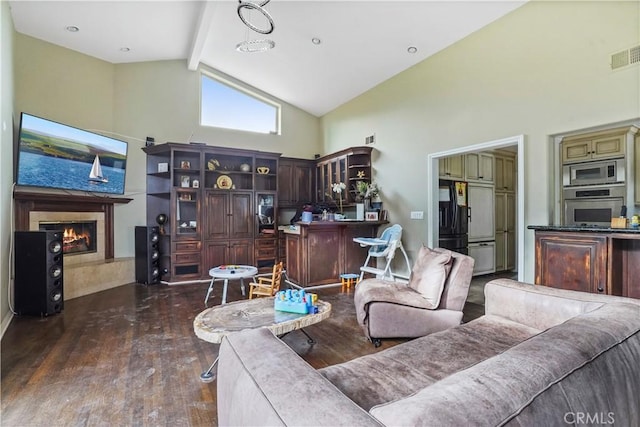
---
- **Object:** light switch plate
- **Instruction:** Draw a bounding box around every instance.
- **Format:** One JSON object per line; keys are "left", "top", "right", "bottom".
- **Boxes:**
{"left": 410, "top": 211, "right": 424, "bottom": 220}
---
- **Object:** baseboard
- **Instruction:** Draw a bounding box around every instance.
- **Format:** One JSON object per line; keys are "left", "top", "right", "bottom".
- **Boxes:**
{"left": 1, "top": 310, "right": 14, "bottom": 339}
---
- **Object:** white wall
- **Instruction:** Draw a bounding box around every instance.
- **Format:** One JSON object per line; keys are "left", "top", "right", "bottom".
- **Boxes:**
{"left": 320, "top": 1, "right": 640, "bottom": 282}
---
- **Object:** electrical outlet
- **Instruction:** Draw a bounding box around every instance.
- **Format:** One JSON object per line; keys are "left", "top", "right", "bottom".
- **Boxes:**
{"left": 410, "top": 211, "right": 424, "bottom": 220}
{"left": 365, "top": 134, "right": 376, "bottom": 144}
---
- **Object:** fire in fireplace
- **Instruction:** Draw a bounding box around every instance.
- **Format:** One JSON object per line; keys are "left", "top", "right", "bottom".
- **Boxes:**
{"left": 40, "top": 221, "right": 97, "bottom": 255}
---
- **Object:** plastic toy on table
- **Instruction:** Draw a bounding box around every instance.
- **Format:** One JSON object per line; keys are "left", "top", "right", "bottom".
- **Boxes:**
{"left": 274, "top": 289, "right": 318, "bottom": 314}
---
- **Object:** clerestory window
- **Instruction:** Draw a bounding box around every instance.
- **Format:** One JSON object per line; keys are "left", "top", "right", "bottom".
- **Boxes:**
{"left": 200, "top": 72, "right": 280, "bottom": 135}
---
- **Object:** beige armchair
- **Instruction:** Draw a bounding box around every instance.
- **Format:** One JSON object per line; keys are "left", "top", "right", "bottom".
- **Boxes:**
{"left": 354, "top": 247, "right": 475, "bottom": 347}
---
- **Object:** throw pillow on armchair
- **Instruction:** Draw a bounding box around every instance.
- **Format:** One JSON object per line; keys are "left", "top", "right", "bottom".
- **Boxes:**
{"left": 407, "top": 246, "right": 454, "bottom": 309}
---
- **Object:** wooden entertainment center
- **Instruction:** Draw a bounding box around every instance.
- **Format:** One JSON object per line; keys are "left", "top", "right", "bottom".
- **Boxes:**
{"left": 143, "top": 143, "right": 374, "bottom": 284}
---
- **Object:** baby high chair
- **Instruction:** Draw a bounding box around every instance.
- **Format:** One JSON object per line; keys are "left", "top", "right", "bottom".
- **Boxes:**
{"left": 354, "top": 224, "right": 411, "bottom": 282}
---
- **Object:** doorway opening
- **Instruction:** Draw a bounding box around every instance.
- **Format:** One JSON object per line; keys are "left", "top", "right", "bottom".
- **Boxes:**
{"left": 427, "top": 135, "right": 525, "bottom": 282}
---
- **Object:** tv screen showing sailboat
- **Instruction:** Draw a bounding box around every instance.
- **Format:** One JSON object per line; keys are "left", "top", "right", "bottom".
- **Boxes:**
{"left": 15, "top": 113, "right": 128, "bottom": 195}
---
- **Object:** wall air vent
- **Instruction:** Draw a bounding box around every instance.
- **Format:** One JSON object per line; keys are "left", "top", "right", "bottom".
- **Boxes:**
{"left": 610, "top": 45, "right": 640, "bottom": 70}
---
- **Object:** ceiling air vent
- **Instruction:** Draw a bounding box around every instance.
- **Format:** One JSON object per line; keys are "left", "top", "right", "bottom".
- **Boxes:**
{"left": 610, "top": 45, "right": 640, "bottom": 70}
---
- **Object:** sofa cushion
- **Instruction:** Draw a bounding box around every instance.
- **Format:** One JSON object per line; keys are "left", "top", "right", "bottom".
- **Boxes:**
{"left": 407, "top": 246, "right": 453, "bottom": 308}
{"left": 319, "top": 314, "right": 541, "bottom": 411}
{"left": 369, "top": 302, "right": 640, "bottom": 427}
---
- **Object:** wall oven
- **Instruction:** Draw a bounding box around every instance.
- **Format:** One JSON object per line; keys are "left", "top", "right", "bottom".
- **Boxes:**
{"left": 562, "top": 158, "right": 625, "bottom": 187}
{"left": 563, "top": 185, "right": 625, "bottom": 227}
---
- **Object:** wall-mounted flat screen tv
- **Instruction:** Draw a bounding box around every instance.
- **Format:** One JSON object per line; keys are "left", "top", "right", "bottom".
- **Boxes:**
{"left": 16, "top": 113, "right": 128, "bottom": 195}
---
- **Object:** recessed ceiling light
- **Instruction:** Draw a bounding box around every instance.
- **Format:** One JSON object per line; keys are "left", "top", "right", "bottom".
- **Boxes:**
{"left": 312, "top": 38, "right": 321, "bottom": 45}
{"left": 65, "top": 26, "right": 79, "bottom": 33}
{"left": 120, "top": 47, "right": 130, "bottom": 52}
{"left": 407, "top": 46, "right": 418, "bottom": 54}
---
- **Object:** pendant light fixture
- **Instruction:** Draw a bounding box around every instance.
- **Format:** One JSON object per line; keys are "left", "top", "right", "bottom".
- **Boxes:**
{"left": 236, "top": 0, "right": 275, "bottom": 53}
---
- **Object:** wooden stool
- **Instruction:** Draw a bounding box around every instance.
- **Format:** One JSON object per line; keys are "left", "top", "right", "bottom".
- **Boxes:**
{"left": 340, "top": 273, "right": 359, "bottom": 292}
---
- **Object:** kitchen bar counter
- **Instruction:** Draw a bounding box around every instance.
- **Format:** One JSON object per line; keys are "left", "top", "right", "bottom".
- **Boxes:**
{"left": 285, "top": 220, "right": 388, "bottom": 287}
{"left": 528, "top": 225, "right": 640, "bottom": 234}
{"left": 529, "top": 225, "right": 639, "bottom": 299}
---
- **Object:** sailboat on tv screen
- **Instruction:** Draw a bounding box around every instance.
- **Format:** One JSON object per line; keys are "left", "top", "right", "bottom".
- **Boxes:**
{"left": 88, "top": 155, "right": 109, "bottom": 184}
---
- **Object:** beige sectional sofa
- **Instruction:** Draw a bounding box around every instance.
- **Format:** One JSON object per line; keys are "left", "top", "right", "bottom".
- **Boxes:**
{"left": 216, "top": 279, "right": 640, "bottom": 426}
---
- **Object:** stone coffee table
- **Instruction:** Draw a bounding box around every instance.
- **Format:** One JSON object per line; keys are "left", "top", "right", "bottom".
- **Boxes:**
{"left": 193, "top": 296, "right": 331, "bottom": 382}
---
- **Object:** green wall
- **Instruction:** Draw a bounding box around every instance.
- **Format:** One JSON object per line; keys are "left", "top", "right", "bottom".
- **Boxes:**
{"left": 320, "top": 0, "right": 640, "bottom": 281}
{"left": 12, "top": 34, "right": 322, "bottom": 260}
{"left": 1, "top": 0, "right": 15, "bottom": 334}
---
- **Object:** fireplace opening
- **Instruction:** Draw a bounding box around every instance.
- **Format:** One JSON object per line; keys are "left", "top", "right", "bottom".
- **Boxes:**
{"left": 40, "top": 221, "right": 97, "bottom": 255}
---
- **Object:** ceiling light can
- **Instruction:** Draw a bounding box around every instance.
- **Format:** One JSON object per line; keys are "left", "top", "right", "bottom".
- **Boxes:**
{"left": 312, "top": 38, "right": 321, "bottom": 45}
{"left": 65, "top": 26, "right": 79, "bottom": 32}
{"left": 407, "top": 46, "right": 418, "bottom": 54}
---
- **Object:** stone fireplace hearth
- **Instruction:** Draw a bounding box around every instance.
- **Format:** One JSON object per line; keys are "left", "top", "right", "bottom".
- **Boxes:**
{"left": 14, "top": 190, "right": 133, "bottom": 299}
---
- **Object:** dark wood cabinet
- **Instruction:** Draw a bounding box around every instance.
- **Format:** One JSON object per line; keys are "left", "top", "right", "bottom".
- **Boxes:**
{"left": 204, "top": 190, "right": 253, "bottom": 240}
{"left": 315, "top": 146, "right": 373, "bottom": 206}
{"left": 285, "top": 222, "right": 382, "bottom": 287}
{"left": 204, "top": 239, "right": 253, "bottom": 270}
{"left": 533, "top": 228, "right": 640, "bottom": 298}
{"left": 535, "top": 231, "right": 607, "bottom": 294}
{"left": 278, "top": 157, "right": 315, "bottom": 208}
{"left": 143, "top": 143, "right": 279, "bottom": 283}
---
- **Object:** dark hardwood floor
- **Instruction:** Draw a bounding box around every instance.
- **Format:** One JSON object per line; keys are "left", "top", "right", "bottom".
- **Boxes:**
{"left": 1, "top": 272, "right": 504, "bottom": 426}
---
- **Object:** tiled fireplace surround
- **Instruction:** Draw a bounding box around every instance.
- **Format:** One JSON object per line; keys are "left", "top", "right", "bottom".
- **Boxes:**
{"left": 14, "top": 191, "right": 134, "bottom": 299}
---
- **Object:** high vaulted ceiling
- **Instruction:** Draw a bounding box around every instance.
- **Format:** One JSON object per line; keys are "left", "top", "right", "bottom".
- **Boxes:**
{"left": 9, "top": 1, "right": 526, "bottom": 117}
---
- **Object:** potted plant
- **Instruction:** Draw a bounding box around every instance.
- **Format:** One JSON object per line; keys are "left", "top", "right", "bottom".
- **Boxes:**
{"left": 367, "top": 182, "right": 382, "bottom": 210}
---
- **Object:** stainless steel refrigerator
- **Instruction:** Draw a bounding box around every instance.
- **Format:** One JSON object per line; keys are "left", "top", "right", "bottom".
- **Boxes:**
{"left": 438, "top": 179, "right": 469, "bottom": 255}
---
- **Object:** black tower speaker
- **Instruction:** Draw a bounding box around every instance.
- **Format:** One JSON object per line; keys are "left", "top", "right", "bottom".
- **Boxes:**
{"left": 135, "top": 226, "right": 160, "bottom": 284}
{"left": 14, "top": 230, "right": 64, "bottom": 316}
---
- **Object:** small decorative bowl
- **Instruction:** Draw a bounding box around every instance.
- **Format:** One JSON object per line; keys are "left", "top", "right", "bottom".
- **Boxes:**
{"left": 257, "top": 166, "right": 270, "bottom": 174}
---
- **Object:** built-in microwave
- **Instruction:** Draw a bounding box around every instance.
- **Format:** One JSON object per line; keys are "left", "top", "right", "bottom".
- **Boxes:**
{"left": 562, "top": 158, "right": 625, "bottom": 187}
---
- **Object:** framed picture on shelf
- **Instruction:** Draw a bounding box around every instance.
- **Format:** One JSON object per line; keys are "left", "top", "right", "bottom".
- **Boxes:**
{"left": 365, "top": 211, "right": 379, "bottom": 221}
{"left": 180, "top": 175, "right": 190, "bottom": 188}
{"left": 180, "top": 161, "right": 191, "bottom": 169}
{"left": 192, "top": 179, "right": 200, "bottom": 188}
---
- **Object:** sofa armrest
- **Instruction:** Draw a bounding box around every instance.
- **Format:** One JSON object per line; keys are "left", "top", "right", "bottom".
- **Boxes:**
{"left": 217, "top": 328, "right": 383, "bottom": 426}
{"left": 484, "top": 279, "right": 640, "bottom": 331}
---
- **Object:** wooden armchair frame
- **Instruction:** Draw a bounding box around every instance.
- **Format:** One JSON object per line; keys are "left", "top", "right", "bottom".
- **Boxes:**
{"left": 249, "top": 262, "right": 284, "bottom": 299}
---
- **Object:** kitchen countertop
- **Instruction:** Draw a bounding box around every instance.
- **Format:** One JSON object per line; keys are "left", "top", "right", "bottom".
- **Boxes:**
{"left": 279, "top": 220, "right": 388, "bottom": 235}
{"left": 528, "top": 225, "right": 640, "bottom": 234}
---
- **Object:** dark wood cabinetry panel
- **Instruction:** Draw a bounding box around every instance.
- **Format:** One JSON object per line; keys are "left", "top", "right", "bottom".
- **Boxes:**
{"left": 204, "top": 191, "right": 230, "bottom": 240}
{"left": 204, "top": 239, "right": 253, "bottom": 270}
{"left": 285, "top": 222, "right": 384, "bottom": 287}
{"left": 533, "top": 229, "right": 640, "bottom": 298}
{"left": 143, "top": 143, "right": 279, "bottom": 283}
{"left": 609, "top": 237, "right": 640, "bottom": 299}
{"left": 535, "top": 232, "right": 607, "bottom": 293}
{"left": 278, "top": 157, "right": 315, "bottom": 208}
{"left": 315, "top": 147, "right": 373, "bottom": 206}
